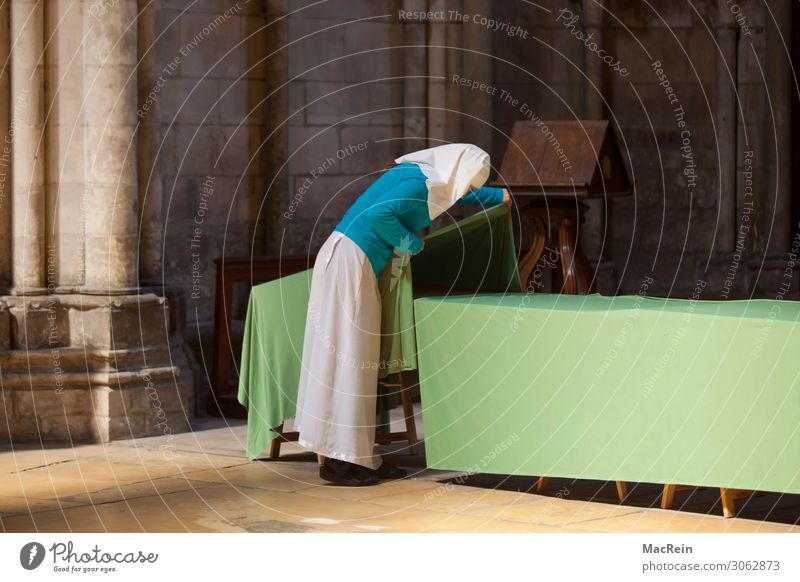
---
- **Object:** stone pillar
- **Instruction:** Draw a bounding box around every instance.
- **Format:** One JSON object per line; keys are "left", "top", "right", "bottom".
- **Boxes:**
{"left": 1, "top": 1, "right": 195, "bottom": 447}
{"left": 137, "top": 0, "right": 163, "bottom": 284}
{"left": 715, "top": 1, "right": 738, "bottom": 255}
{"left": 461, "top": 0, "right": 492, "bottom": 153}
{"left": 82, "top": 0, "right": 139, "bottom": 293}
{"left": 582, "top": 0, "right": 615, "bottom": 292}
{"left": 765, "top": 0, "right": 791, "bottom": 255}
{"left": 444, "top": 0, "right": 463, "bottom": 142}
{"left": 0, "top": 2, "right": 10, "bottom": 291}
{"left": 582, "top": 0, "right": 605, "bottom": 120}
{"left": 263, "top": 0, "right": 289, "bottom": 257}
{"left": 46, "top": 0, "right": 86, "bottom": 291}
{"left": 10, "top": 0, "right": 46, "bottom": 294}
{"left": 402, "top": 0, "right": 427, "bottom": 152}
{"left": 427, "top": 0, "right": 448, "bottom": 144}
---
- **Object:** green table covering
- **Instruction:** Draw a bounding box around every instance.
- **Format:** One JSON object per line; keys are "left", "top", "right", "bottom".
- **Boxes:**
{"left": 414, "top": 293, "right": 800, "bottom": 494}
{"left": 237, "top": 204, "right": 520, "bottom": 460}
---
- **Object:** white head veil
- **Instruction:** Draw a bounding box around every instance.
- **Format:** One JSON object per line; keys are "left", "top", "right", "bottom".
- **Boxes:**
{"left": 394, "top": 143, "right": 492, "bottom": 221}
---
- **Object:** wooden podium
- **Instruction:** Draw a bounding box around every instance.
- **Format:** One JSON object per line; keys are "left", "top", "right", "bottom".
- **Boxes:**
{"left": 492, "top": 120, "right": 630, "bottom": 294}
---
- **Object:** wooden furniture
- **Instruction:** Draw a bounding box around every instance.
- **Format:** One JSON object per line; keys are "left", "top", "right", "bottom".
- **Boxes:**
{"left": 209, "top": 256, "right": 311, "bottom": 418}
{"left": 661, "top": 484, "right": 762, "bottom": 518}
{"left": 491, "top": 119, "right": 630, "bottom": 293}
{"left": 210, "top": 256, "right": 419, "bottom": 457}
{"left": 268, "top": 371, "right": 419, "bottom": 459}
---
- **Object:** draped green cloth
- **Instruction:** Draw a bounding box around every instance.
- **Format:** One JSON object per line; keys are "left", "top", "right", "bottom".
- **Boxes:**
{"left": 237, "top": 204, "right": 520, "bottom": 460}
{"left": 415, "top": 293, "right": 800, "bottom": 494}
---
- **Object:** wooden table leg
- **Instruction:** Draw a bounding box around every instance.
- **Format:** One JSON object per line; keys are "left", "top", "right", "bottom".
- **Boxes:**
{"left": 558, "top": 214, "right": 595, "bottom": 295}
{"left": 720, "top": 488, "right": 737, "bottom": 518}
{"left": 661, "top": 484, "right": 701, "bottom": 510}
{"left": 661, "top": 484, "right": 677, "bottom": 509}
{"left": 269, "top": 423, "right": 285, "bottom": 458}
{"left": 539, "top": 477, "right": 627, "bottom": 502}
{"left": 398, "top": 372, "right": 419, "bottom": 455}
{"left": 662, "top": 485, "right": 759, "bottom": 517}
{"left": 719, "top": 488, "right": 760, "bottom": 518}
{"left": 517, "top": 213, "right": 547, "bottom": 291}
{"left": 616, "top": 481, "right": 628, "bottom": 503}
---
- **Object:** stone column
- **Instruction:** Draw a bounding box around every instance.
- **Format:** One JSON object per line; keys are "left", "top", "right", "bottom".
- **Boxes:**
{"left": 582, "top": 0, "right": 614, "bottom": 292}
{"left": 46, "top": 0, "right": 86, "bottom": 291}
{"left": 82, "top": 0, "right": 139, "bottom": 293}
{"left": 715, "top": 1, "right": 737, "bottom": 255}
{"left": 582, "top": 0, "right": 605, "bottom": 120}
{"left": 402, "top": 0, "right": 427, "bottom": 152}
{"left": 444, "top": 0, "right": 462, "bottom": 142}
{"left": 0, "top": 2, "right": 10, "bottom": 291}
{"left": 263, "top": 0, "right": 289, "bottom": 258}
{"left": 765, "top": 0, "right": 791, "bottom": 255}
{"left": 461, "top": 0, "right": 492, "bottom": 153}
{"left": 427, "top": 0, "right": 448, "bottom": 144}
{"left": 10, "top": 0, "right": 46, "bottom": 294}
{"left": 137, "top": 0, "right": 163, "bottom": 284}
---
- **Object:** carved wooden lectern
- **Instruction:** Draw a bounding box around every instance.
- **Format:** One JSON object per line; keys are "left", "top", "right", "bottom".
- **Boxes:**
{"left": 492, "top": 120, "right": 630, "bottom": 294}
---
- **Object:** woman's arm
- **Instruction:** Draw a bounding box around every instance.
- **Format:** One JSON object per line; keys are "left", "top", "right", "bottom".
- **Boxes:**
{"left": 366, "top": 179, "right": 428, "bottom": 254}
{"left": 455, "top": 185, "right": 505, "bottom": 207}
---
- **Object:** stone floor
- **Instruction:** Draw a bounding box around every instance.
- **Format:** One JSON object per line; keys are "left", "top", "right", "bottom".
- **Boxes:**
{"left": 1, "top": 414, "right": 798, "bottom": 533}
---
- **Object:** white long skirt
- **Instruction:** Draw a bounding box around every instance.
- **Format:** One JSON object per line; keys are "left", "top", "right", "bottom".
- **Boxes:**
{"left": 294, "top": 231, "right": 383, "bottom": 469}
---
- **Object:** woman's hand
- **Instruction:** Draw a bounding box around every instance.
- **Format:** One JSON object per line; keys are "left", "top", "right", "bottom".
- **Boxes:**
{"left": 502, "top": 188, "right": 513, "bottom": 208}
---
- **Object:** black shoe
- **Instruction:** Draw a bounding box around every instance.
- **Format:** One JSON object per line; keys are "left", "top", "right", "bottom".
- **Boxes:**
{"left": 319, "top": 458, "right": 380, "bottom": 486}
{"left": 367, "top": 461, "right": 407, "bottom": 480}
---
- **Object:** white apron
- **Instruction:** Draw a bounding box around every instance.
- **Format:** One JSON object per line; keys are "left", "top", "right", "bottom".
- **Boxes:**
{"left": 294, "top": 231, "right": 383, "bottom": 469}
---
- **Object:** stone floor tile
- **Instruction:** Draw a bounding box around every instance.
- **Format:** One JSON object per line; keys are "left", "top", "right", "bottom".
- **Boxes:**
{"left": 334, "top": 507, "right": 578, "bottom": 533}
{"left": 184, "top": 461, "right": 326, "bottom": 492}
{"left": 366, "top": 483, "right": 533, "bottom": 514}
{"left": 461, "top": 494, "right": 645, "bottom": 527}
{"left": 296, "top": 477, "right": 441, "bottom": 502}
{"left": 0, "top": 495, "right": 84, "bottom": 517}
{"left": 577, "top": 507, "right": 800, "bottom": 533}
{"left": 56, "top": 477, "right": 219, "bottom": 507}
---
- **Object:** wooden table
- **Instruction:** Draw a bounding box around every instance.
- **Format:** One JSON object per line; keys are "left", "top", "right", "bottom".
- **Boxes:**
{"left": 415, "top": 293, "right": 800, "bottom": 517}
{"left": 208, "top": 256, "right": 312, "bottom": 418}
{"left": 213, "top": 255, "right": 420, "bottom": 459}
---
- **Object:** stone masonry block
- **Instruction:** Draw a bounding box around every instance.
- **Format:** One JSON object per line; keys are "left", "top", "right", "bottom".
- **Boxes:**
{"left": 0, "top": 303, "right": 9, "bottom": 349}
{"left": 10, "top": 299, "right": 69, "bottom": 350}
{"left": 14, "top": 388, "right": 93, "bottom": 417}
{"left": 339, "top": 126, "right": 395, "bottom": 174}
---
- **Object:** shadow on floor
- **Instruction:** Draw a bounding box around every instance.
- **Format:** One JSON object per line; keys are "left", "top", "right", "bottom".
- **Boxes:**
{"left": 436, "top": 473, "right": 800, "bottom": 526}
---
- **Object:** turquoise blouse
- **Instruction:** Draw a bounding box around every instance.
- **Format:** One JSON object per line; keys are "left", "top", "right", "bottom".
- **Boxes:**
{"left": 334, "top": 162, "right": 505, "bottom": 278}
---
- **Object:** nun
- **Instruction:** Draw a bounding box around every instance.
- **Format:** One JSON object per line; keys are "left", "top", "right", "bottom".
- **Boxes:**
{"left": 294, "top": 143, "right": 512, "bottom": 486}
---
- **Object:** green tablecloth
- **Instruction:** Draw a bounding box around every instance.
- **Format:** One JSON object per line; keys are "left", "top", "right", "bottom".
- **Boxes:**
{"left": 237, "top": 204, "right": 520, "bottom": 460}
{"left": 414, "top": 293, "right": 800, "bottom": 494}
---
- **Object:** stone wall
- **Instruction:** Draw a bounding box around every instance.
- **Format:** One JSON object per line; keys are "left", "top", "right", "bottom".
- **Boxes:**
{"left": 0, "top": 0, "right": 197, "bottom": 444}
{"left": 265, "top": 0, "right": 797, "bottom": 299}
{"left": 140, "top": 0, "right": 799, "bottom": 384}
{"left": 279, "top": 0, "right": 406, "bottom": 255}
{"left": 490, "top": 0, "right": 794, "bottom": 297}
{"left": 146, "top": 0, "right": 268, "bottom": 322}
